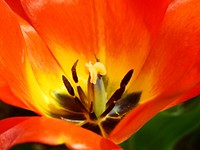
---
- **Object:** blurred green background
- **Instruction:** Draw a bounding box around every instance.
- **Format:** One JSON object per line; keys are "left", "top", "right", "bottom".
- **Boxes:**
{"left": 120, "top": 96, "right": 200, "bottom": 150}
{"left": 1, "top": 96, "right": 200, "bottom": 150}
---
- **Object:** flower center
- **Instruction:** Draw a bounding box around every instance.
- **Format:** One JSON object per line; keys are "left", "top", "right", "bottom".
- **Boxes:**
{"left": 54, "top": 60, "right": 142, "bottom": 137}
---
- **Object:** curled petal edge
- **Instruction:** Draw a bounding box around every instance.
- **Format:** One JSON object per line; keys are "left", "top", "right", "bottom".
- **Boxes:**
{"left": 0, "top": 117, "right": 122, "bottom": 150}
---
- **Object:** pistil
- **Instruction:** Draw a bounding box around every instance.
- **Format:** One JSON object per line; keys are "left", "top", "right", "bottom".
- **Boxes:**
{"left": 93, "top": 76, "right": 106, "bottom": 117}
{"left": 85, "top": 61, "right": 107, "bottom": 117}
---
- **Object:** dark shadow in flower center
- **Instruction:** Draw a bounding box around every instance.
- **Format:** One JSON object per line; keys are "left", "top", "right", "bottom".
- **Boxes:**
{"left": 53, "top": 60, "right": 142, "bottom": 137}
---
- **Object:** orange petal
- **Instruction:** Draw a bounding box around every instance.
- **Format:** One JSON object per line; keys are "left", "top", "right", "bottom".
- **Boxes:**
{"left": 0, "top": 0, "right": 33, "bottom": 109}
{"left": 18, "top": 17, "right": 69, "bottom": 115}
{"left": 0, "top": 117, "right": 121, "bottom": 150}
{"left": 0, "top": 0, "right": 24, "bottom": 82}
{"left": 131, "top": 0, "right": 200, "bottom": 103}
{"left": 0, "top": 85, "right": 27, "bottom": 110}
{"left": 20, "top": 0, "right": 170, "bottom": 93}
{"left": 0, "top": 76, "right": 28, "bottom": 109}
{"left": 110, "top": 0, "right": 200, "bottom": 143}
{"left": 0, "top": 1, "right": 47, "bottom": 114}
{"left": 4, "top": 0, "right": 30, "bottom": 21}
{"left": 164, "top": 82, "right": 200, "bottom": 110}
{"left": 1, "top": 0, "right": 67, "bottom": 115}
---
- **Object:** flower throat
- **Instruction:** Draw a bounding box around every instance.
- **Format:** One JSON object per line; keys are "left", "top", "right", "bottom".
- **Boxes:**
{"left": 54, "top": 60, "right": 141, "bottom": 137}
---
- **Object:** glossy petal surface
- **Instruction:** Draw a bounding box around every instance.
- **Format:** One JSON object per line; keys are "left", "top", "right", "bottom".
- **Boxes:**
{"left": 0, "top": 117, "right": 121, "bottom": 150}
{"left": 110, "top": 0, "right": 200, "bottom": 143}
{"left": 19, "top": 17, "right": 68, "bottom": 115}
{"left": 164, "top": 82, "right": 200, "bottom": 110}
{"left": 4, "top": 0, "right": 30, "bottom": 21}
{"left": 0, "top": 85, "right": 27, "bottom": 110}
{"left": 0, "top": 0, "right": 69, "bottom": 115}
{"left": 131, "top": 0, "right": 200, "bottom": 103}
{"left": 0, "top": 0, "right": 199, "bottom": 146}
{"left": 0, "top": 0, "right": 50, "bottom": 113}
{"left": 20, "top": 0, "right": 170, "bottom": 95}
{"left": 0, "top": 78, "right": 27, "bottom": 109}
{"left": 0, "top": 0, "right": 34, "bottom": 110}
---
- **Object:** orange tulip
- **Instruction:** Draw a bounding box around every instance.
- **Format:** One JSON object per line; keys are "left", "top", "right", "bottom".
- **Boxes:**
{"left": 0, "top": 0, "right": 200, "bottom": 149}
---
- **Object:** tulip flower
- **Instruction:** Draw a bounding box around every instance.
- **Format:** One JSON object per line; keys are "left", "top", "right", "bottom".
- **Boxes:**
{"left": 0, "top": 0, "right": 200, "bottom": 149}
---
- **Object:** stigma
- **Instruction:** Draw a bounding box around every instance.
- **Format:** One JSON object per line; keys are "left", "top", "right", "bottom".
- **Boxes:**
{"left": 85, "top": 61, "right": 106, "bottom": 84}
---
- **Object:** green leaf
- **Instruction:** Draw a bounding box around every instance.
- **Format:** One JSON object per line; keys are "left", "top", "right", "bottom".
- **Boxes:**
{"left": 120, "top": 96, "right": 200, "bottom": 150}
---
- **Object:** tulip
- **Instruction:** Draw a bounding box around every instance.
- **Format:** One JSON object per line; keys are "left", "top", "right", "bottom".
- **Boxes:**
{"left": 0, "top": 0, "right": 200, "bottom": 149}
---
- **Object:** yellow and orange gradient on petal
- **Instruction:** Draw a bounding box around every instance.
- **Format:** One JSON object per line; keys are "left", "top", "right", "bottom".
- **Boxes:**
{"left": 0, "top": 0, "right": 200, "bottom": 149}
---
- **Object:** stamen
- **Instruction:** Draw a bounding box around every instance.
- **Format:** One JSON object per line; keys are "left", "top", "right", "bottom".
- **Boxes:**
{"left": 87, "top": 76, "right": 94, "bottom": 112}
{"left": 62, "top": 75, "right": 75, "bottom": 96}
{"left": 106, "top": 86, "right": 125, "bottom": 108}
{"left": 71, "top": 60, "right": 79, "bottom": 83}
{"left": 101, "top": 86, "right": 125, "bottom": 118}
{"left": 73, "top": 97, "right": 88, "bottom": 113}
{"left": 108, "top": 92, "right": 141, "bottom": 117}
{"left": 77, "top": 86, "right": 88, "bottom": 111}
{"left": 101, "top": 69, "right": 134, "bottom": 117}
{"left": 106, "top": 69, "right": 134, "bottom": 108}
{"left": 59, "top": 60, "right": 139, "bottom": 136}
{"left": 62, "top": 74, "right": 88, "bottom": 113}
{"left": 62, "top": 58, "right": 136, "bottom": 136}
{"left": 120, "top": 69, "right": 134, "bottom": 87}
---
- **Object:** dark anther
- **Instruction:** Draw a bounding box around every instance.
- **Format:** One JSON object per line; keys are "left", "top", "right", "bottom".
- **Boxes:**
{"left": 101, "top": 86, "right": 125, "bottom": 118}
{"left": 100, "top": 69, "right": 134, "bottom": 118}
{"left": 106, "top": 86, "right": 125, "bottom": 107}
{"left": 62, "top": 75, "right": 75, "bottom": 96}
{"left": 73, "top": 97, "right": 88, "bottom": 113}
{"left": 120, "top": 69, "right": 134, "bottom": 87}
{"left": 77, "top": 86, "right": 88, "bottom": 110}
{"left": 71, "top": 60, "right": 79, "bottom": 83}
{"left": 101, "top": 117, "right": 121, "bottom": 135}
{"left": 51, "top": 112, "right": 86, "bottom": 122}
{"left": 100, "top": 102, "right": 115, "bottom": 118}
{"left": 108, "top": 92, "right": 142, "bottom": 117}
{"left": 82, "top": 123, "right": 102, "bottom": 135}
{"left": 55, "top": 93, "right": 84, "bottom": 112}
